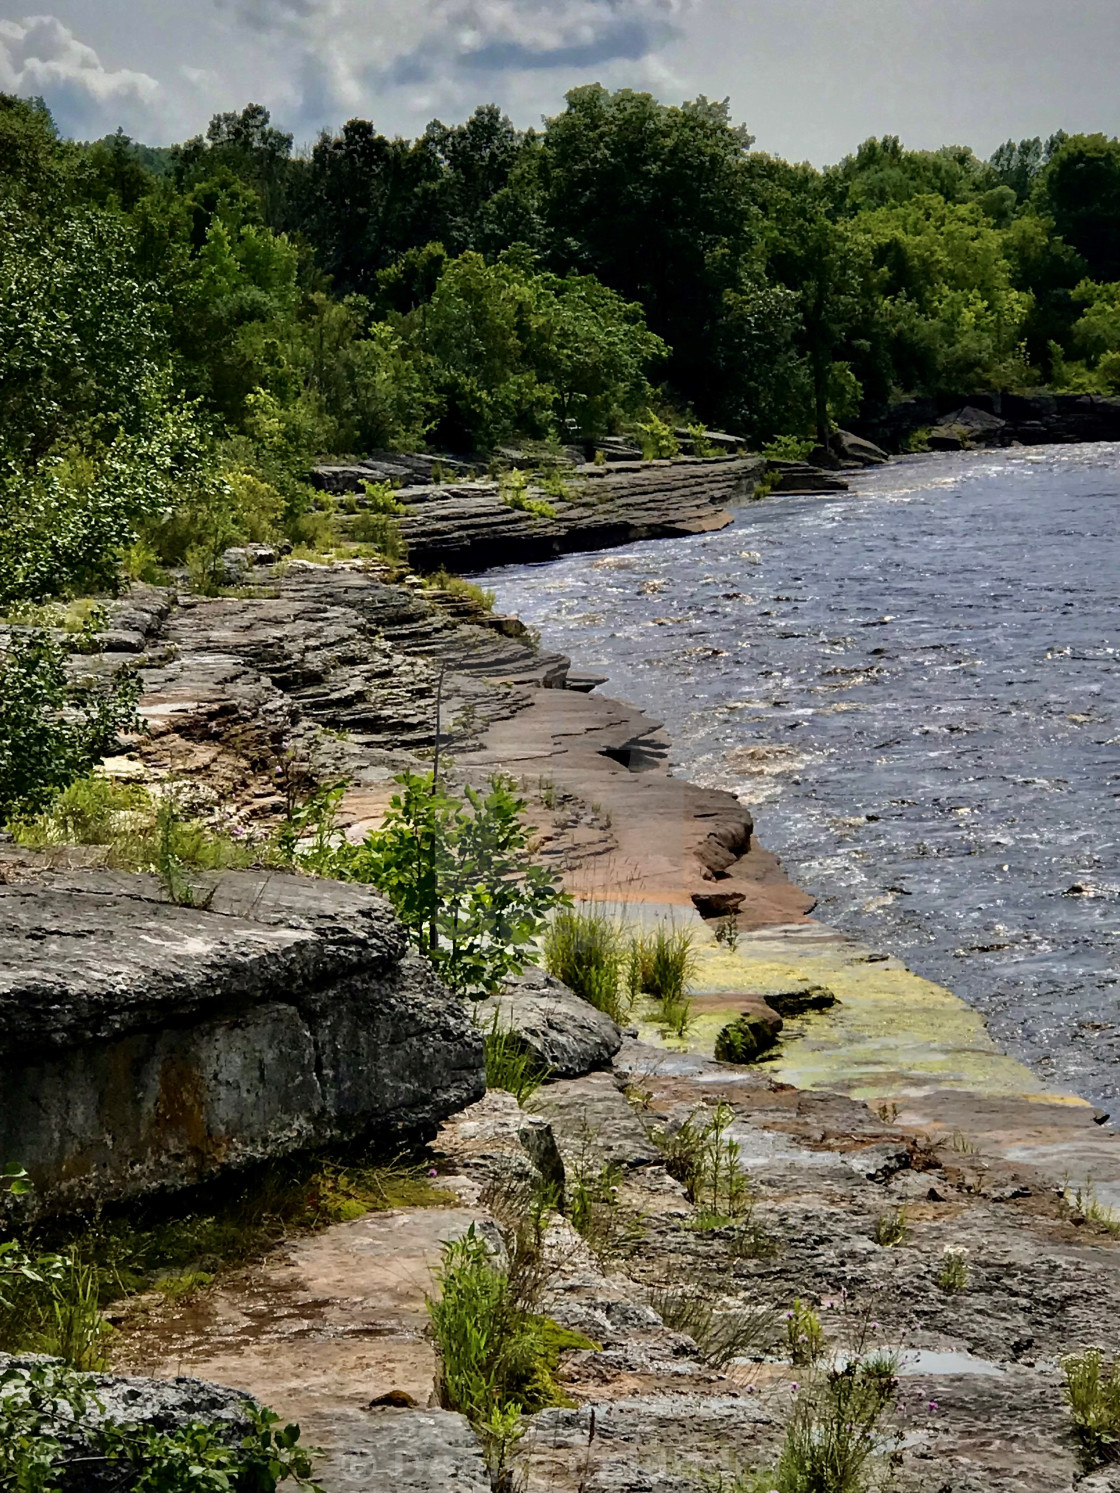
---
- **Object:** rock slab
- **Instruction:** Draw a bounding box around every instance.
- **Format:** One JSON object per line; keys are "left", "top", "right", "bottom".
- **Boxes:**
{"left": 0, "top": 869, "right": 485, "bottom": 1214}
{"left": 474, "top": 968, "right": 623, "bottom": 1079}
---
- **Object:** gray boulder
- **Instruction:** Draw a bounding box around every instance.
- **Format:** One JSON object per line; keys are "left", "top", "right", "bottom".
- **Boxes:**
{"left": 475, "top": 968, "right": 622, "bottom": 1079}
{"left": 0, "top": 868, "right": 485, "bottom": 1215}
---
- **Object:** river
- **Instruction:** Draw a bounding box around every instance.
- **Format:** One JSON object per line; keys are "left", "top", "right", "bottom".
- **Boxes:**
{"left": 482, "top": 445, "right": 1120, "bottom": 1110}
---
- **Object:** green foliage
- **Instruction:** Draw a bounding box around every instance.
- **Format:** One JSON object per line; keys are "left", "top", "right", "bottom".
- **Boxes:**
{"left": 635, "top": 409, "right": 681, "bottom": 460}
{"left": 936, "top": 1245, "right": 970, "bottom": 1292}
{"left": 1062, "top": 1347, "right": 1120, "bottom": 1463}
{"left": 499, "top": 468, "right": 557, "bottom": 519}
{"left": 0, "top": 1360, "right": 319, "bottom": 1493}
{"left": 0, "top": 630, "right": 141, "bottom": 825}
{"left": 427, "top": 1225, "right": 572, "bottom": 1480}
{"left": 654, "top": 1102, "right": 752, "bottom": 1229}
{"left": 422, "top": 569, "right": 496, "bottom": 610}
{"left": 785, "top": 1299, "right": 826, "bottom": 1367}
{"left": 565, "top": 1159, "right": 644, "bottom": 1265}
{"left": 322, "top": 771, "right": 565, "bottom": 997}
{"left": 762, "top": 435, "right": 817, "bottom": 461}
{"left": 543, "top": 907, "right": 629, "bottom": 1023}
{"left": 349, "top": 480, "right": 408, "bottom": 560}
{"left": 12, "top": 775, "right": 259, "bottom": 881}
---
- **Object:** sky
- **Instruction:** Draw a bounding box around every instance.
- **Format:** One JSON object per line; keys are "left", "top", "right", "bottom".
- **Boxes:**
{"left": 1, "top": 0, "right": 1117, "bottom": 163}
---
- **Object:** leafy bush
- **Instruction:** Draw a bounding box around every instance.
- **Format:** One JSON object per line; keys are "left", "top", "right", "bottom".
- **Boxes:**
{"left": 321, "top": 771, "right": 566, "bottom": 997}
{"left": 0, "top": 1360, "right": 318, "bottom": 1493}
{"left": 635, "top": 408, "right": 681, "bottom": 460}
{"left": 0, "top": 629, "right": 141, "bottom": 825}
{"left": 543, "top": 907, "right": 628, "bottom": 1023}
{"left": 762, "top": 435, "right": 817, "bottom": 461}
{"left": 937, "top": 1244, "right": 970, "bottom": 1292}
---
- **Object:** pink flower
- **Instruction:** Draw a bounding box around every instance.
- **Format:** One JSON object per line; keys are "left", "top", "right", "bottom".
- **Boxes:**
{"left": 428, "top": 1168, "right": 438, "bottom": 1178}
{"left": 928, "top": 1400, "right": 939, "bottom": 1412}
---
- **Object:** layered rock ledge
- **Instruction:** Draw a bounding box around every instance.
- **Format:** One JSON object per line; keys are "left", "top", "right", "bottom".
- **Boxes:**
{"left": 314, "top": 454, "right": 765, "bottom": 571}
{"left": 0, "top": 868, "right": 484, "bottom": 1214}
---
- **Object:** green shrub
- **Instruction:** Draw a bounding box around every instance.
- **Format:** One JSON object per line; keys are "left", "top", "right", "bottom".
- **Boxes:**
{"left": 543, "top": 907, "right": 628, "bottom": 1023}
{"left": 785, "top": 1298, "right": 826, "bottom": 1367}
{"left": 0, "top": 1360, "right": 318, "bottom": 1492}
{"left": 636, "top": 408, "right": 680, "bottom": 460}
{"left": 0, "top": 628, "right": 141, "bottom": 825}
{"left": 761, "top": 435, "right": 816, "bottom": 462}
{"left": 320, "top": 771, "right": 566, "bottom": 997}
{"left": 773, "top": 1357, "right": 898, "bottom": 1493}
{"left": 1063, "top": 1347, "right": 1120, "bottom": 1462}
{"left": 688, "top": 422, "right": 716, "bottom": 457}
{"left": 500, "top": 469, "right": 557, "bottom": 520}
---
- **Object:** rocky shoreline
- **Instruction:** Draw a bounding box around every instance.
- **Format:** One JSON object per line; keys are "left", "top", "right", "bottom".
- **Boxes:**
{"left": 6, "top": 452, "right": 1120, "bottom": 1491}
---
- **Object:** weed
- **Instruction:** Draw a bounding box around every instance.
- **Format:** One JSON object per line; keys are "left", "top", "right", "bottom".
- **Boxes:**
{"left": 876, "top": 1101, "right": 899, "bottom": 1123}
{"left": 481, "top": 1015, "right": 548, "bottom": 1106}
{"left": 650, "top": 1284, "right": 775, "bottom": 1368}
{"left": 654, "top": 1103, "right": 752, "bottom": 1229}
{"left": 1061, "top": 1181, "right": 1120, "bottom": 1237}
{"left": 1062, "top": 1347, "right": 1120, "bottom": 1463}
{"left": 949, "top": 1129, "right": 979, "bottom": 1155}
{"left": 872, "top": 1208, "right": 908, "bottom": 1247}
{"left": 427, "top": 1222, "right": 585, "bottom": 1486}
{"left": 774, "top": 1355, "right": 899, "bottom": 1492}
{"left": 657, "top": 988, "right": 695, "bottom": 1039}
{"left": 627, "top": 922, "right": 696, "bottom": 1037}
{"left": 543, "top": 907, "right": 628, "bottom": 1024}
{"left": 713, "top": 912, "right": 740, "bottom": 952}
{"left": 785, "top": 1298, "right": 826, "bottom": 1366}
{"left": 936, "top": 1245, "right": 970, "bottom": 1292}
{"left": 538, "top": 777, "right": 557, "bottom": 809}
{"left": 566, "top": 1159, "right": 644, "bottom": 1267}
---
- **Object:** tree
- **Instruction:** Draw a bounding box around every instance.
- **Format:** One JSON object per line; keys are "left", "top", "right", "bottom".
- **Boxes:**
{"left": 1041, "top": 134, "right": 1120, "bottom": 281}
{"left": 336, "top": 771, "right": 566, "bottom": 997}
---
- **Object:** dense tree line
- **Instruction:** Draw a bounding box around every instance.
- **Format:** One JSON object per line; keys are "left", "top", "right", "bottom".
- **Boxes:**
{"left": 6, "top": 85, "right": 1120, "bottom": 605}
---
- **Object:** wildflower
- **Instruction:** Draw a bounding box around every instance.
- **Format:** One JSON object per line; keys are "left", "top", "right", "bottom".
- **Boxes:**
{"left": 428, "top": 1168, "right": 438, "bottom": 1178}
{"left": 928, "top": 1400, "right": 939, "bottom": 1412}
{"left": 790, "top": 1382, "right": 799, "bottom": 1393}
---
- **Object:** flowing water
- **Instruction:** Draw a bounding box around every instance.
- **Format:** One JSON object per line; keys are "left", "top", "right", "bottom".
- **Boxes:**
{"left": 483, "top": 446, "right": 1120, "bottom": 1110}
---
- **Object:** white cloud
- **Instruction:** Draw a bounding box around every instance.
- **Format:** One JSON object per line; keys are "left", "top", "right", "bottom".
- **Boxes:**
{"left": 0, "top": 14, "right": 161, "bottom": 136}
{"left": 216, "top": 0, "right": 697, "bottom": 133}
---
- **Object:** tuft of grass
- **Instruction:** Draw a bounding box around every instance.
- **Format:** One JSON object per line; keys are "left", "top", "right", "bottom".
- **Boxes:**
{"left": 650, "top": 1283, "right": 775, "bottom": 1368}
{"left": 13, "top": 775, "right": 260, "bottom": 882}
{"left": 936, "top": 1245, "right": 970, "bottom": 1292}
{"left": 872, "top": 1208, "right": 908, "bottom": 1247}
{"left": 654, "top": 1102, "right": 752, "bottom": 1230}
{"left": 627, "top": 921, "right": 697, "bottom": 1037}
{"left": 566, "top": 1158, "right": 644, "bottom": 1267}
{"left": 773, "top": 1355, "right": 899, "bottom": 1492}
{"left": 543, "top": 906, "right": 629, "bottom": 1024}
{"left": 481, "top": 1015, "right": 548, "bottom": 1106}
{"left": 423, "top": 569, "right": 496, "bottom": 611}
{"left": 1063, "top": 1347, "right": 1120, "bottom": 1463}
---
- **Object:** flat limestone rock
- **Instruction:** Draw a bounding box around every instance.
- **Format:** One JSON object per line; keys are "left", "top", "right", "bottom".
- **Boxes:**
{"left": 0, "top": 869, "right": 484, "bottom": 1213}
{"left": 299, "top": 1407, "right": 489, "bottom": 1493}
{"left": 474, "top": 968, "right": 622, "bottom": 1079}
{"left": 529, "top": 1071, "right": 660, "bottom": 1172}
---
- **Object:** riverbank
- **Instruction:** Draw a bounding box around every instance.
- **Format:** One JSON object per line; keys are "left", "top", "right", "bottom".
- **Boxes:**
{"left": 8, "top": 455, "right": 1120, "bottom": 1491}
